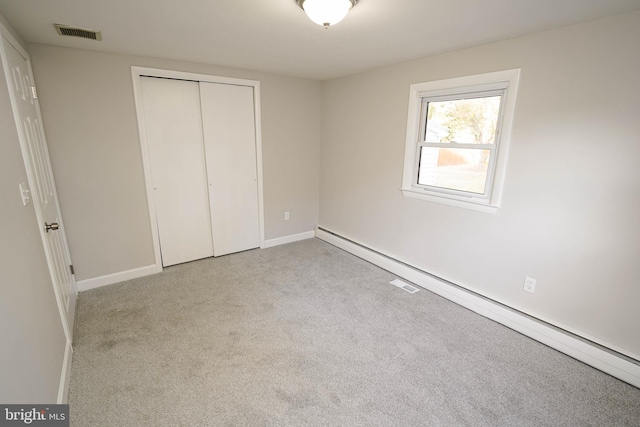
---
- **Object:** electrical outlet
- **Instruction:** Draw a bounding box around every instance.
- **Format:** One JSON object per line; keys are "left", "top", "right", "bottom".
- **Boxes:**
{"left": 523, "top": 277, "right": 536, "bottom": 293}
{"left": 284, "top": 211, "right": 290, "bottom": 220}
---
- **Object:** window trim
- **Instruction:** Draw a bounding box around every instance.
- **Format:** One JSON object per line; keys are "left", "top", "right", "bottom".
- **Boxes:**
{"left": 401, "top": 69, "right": 521, "bottom": 214}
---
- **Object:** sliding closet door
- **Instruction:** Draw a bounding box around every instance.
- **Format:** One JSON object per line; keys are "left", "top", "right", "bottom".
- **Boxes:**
{"left": 200, "top": 83, "right": 260, "bottom": 256}
{"left": 140, "top": 77, "right": 214, "bottom": 266}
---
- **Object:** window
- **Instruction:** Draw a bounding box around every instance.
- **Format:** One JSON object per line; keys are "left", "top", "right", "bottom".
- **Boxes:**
{"left": 401, "top": 69, "right": 520, "bottom": 213}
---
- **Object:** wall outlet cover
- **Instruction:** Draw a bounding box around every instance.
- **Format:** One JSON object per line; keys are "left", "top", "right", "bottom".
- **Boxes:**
{"left": 524, "top": 276, "right": 536, "bottom": 293}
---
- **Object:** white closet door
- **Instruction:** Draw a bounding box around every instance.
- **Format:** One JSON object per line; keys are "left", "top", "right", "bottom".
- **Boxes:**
{"left": 141, "top": 77, "right": 214, "bottom": 266}
{"left": 200, "top": 82, "right": 260, "bottom": 256}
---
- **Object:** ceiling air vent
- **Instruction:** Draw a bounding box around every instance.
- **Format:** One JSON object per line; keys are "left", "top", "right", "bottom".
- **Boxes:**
{"left": 54, "top": 24, "right": 102, "bottom": 41}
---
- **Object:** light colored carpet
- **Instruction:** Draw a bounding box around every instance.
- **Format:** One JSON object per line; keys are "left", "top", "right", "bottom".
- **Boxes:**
{"left": 69, "top": 238, "right": 640, "bottom": 426}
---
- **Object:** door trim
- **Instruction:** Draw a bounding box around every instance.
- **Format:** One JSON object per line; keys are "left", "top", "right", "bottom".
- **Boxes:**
{"left": 131, "top": 66, "right": 266, "bottom": 272}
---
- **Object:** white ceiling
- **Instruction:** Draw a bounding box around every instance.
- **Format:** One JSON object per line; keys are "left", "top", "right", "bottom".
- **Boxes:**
{"left": 1, "top": 0, "right": 639, "bottom": 80}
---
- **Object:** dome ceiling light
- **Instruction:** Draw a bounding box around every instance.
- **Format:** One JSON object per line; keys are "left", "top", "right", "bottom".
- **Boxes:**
{"left": 297, "top": 0, "right": 358, "bottom": 29}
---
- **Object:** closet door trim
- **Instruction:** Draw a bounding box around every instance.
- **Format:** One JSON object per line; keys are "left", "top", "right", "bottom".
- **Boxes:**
{"left": 131, "top": 66, "right": 265, "bottom": 272}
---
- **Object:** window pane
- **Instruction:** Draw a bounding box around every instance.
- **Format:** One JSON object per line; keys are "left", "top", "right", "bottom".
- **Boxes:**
{"left": 425, "top": 96, "right": 501, "bottom": 144}
{"left": 418, "top": 147, "right": 490, "bottom": 194}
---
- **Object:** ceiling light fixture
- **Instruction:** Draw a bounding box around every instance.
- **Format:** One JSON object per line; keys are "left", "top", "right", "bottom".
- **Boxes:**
{"left": 297, "top": 0, "right": 358, "bottom": 29}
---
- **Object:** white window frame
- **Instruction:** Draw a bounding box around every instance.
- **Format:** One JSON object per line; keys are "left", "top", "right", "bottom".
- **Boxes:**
{"left": 401, "top": 69, "right": 520, "bottom": 214}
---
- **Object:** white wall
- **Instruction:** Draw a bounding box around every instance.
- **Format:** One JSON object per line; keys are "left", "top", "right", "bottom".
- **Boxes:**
{"left": 320, "top": 11, "right": 640, "bottom": 357}
{"left": 28, "top": 45, "right": 322, "bottom": 281}
{"left": 0, "top": 17, "right": 67, "bottom": 403}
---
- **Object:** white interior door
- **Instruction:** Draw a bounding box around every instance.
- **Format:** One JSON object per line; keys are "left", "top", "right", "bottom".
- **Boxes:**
{"left": 140, "top": 77, "right": 214, "bottom": 266}
{"left": 1, "top": 35, "right": 77, "bottom": 341}
{"left": 200, "top": 82, "right": 260, "bottom": 256}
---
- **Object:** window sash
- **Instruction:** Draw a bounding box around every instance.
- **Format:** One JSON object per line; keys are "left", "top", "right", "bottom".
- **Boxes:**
{"left": 418, "top": 89, "right": 505, "bottom": 145}
{"left": 413, "top": 89, "right": 507, "bottom": 199}
{"left": 413, "top": 146, "right": 496, "bottom": 198}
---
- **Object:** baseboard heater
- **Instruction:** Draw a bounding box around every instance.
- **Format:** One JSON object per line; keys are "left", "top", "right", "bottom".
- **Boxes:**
{"left": 315, "top": 226, "right": 640, "bottom": 389}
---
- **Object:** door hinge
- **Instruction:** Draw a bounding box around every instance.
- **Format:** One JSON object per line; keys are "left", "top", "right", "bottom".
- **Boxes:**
{"left": 31, "top": 86, "right": 38, "bottom": 99}
{"left": 69, "top": 264, "right": 75, "bottom": 275}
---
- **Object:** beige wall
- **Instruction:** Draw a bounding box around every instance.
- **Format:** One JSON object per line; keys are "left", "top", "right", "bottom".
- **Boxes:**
{"left": 320, "top": 11, "right": 640, "bottom": 356}
{"left": 0, "top": 23, "right": 66, "bottom": 402}
{"left": 28, "top": 45, "right": 321, "bottom": 281}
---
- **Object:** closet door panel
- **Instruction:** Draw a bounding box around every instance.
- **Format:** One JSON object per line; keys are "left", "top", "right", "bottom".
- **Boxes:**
{"left": 141, "top": 77, "right": 214, "bottom": 266}
{"left": 200, "top": 83, "right": 260, "bottom": 256}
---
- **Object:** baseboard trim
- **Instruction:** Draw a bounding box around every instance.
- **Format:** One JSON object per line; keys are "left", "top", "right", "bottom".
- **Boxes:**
{"left": 263, "top": 230, "right": 315, "bottom": 249}
{"left": 57, "top": 340, "right": 72, "bottom": 403}
{"left": 77, "top": 264, "right": 160, "bottom": 292}
{"left": 315, "top": 227, "right": 640, "bottom": 389}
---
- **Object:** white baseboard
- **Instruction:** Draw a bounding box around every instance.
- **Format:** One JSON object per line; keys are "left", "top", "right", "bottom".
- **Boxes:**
{"left": 57, "top": 339, "right": 73, "bottom": 403}
{"left": 263, "top": 230, "right": 315, "bottom": 249}
{"left": 77, "top": 264, "right": 160, "bottom": 292}
{"left": 316, "top": 227, "right": 640, "bottom": 389}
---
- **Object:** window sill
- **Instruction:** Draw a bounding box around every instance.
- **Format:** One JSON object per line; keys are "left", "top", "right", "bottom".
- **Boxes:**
{"left": 400, "top": 188, "right": 499, "bottom": 214}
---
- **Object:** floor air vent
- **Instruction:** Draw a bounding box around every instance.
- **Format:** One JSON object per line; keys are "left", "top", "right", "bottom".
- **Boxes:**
{"left": 54, "top": 24, "right": 102, "bottom": 41}
{"left": 390, "top": 279, "right": 419, "bottom": 293}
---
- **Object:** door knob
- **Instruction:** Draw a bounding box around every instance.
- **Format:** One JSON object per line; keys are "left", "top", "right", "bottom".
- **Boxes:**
{"left": 44, "top": 222, "right": 59, "bottom": 232}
